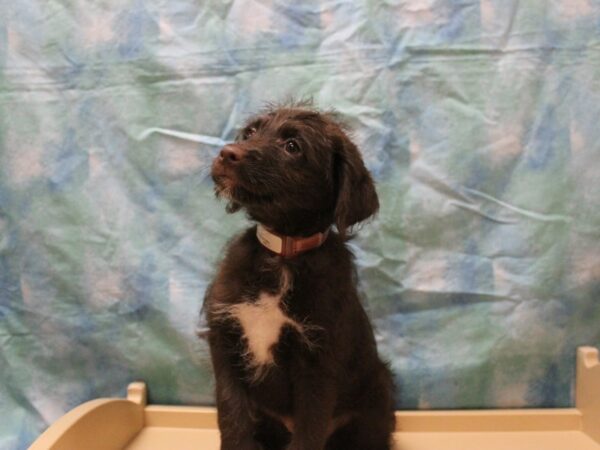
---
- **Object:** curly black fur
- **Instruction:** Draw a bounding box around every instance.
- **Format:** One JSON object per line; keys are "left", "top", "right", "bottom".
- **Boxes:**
{"left": 203, "top": 104, "right": 395, "bottom": 450}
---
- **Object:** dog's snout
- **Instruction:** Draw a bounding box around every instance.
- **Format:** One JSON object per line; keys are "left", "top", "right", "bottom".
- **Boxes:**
{"left": 219, "top": 145, "right": 246, "bottom": 164}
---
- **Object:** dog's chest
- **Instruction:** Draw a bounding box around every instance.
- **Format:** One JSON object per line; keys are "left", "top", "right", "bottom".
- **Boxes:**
{"left": 217, "top": 270, "right": 303, "bottom": 370}
{"left": 230, "top": 291, "right": 301, "bottom": 366}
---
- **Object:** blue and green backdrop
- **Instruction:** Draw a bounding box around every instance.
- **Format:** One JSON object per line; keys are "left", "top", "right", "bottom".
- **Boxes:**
{"left": 1, "top": 1, "right": 600, "bottom": 449}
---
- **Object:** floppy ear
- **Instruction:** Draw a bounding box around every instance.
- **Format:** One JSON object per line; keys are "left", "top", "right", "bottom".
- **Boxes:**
{"left": 333, "top": 132, "right": 379, "bottom": 237}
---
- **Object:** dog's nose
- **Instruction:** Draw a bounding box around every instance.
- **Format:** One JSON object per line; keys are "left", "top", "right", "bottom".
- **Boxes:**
{"left": 219, "top": 145, "right": 246, "bottom": 164}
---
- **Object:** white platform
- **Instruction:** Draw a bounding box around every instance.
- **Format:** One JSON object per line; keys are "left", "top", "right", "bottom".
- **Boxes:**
{"left": 29, "top": 347, "right": 600, "bottom": 450}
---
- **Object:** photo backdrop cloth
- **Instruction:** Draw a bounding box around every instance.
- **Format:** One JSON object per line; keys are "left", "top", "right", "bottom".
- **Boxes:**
{"left": 1, "top": 1, "right": 600, "bottom": 448}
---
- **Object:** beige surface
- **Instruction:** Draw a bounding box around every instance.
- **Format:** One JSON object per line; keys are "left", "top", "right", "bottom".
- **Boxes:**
{"left": 29, "top": 347, "right": 600, "bottom": 450}
{"left": 28, "top": 399, "right": 143, "bottom": 450}
{"left": 394, "top": 431, "right": 600, "bottom": 450}
{"left": 578, "top": 347, "right": 600, "bottom": 443}
{"left": 125, "top": 428, "right": 221, "bottom": 450}
{"left": 121, "top": 429, "right": 600, "bottom": 450}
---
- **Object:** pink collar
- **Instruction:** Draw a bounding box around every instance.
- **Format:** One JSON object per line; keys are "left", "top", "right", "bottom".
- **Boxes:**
{"left": 256, "top": 224, "right": 330, "bottom": 258}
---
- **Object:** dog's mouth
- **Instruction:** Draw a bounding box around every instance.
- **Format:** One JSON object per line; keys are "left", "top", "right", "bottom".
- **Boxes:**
{"left": 212, "top": 165, "right": 273, "bottom": 207}
{"left": 212, "top": 173, "right": 235, "bottom": 199}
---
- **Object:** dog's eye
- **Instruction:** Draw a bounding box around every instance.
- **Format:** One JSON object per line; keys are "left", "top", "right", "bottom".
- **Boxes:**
{"left": 243, "top": 127, "right": 257, "bottom": 140}
{"left": 284, "top": 139, "right": 300, "bottom": 155}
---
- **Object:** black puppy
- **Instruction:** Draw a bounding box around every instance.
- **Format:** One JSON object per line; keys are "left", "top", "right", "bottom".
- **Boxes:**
{"left": 204, "top": 104, "right": 395, "bottom": 450}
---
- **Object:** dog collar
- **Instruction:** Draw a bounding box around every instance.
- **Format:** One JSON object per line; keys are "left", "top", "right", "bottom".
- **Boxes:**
{"left": 256, "top": 224, "right": 330, "bottom": 258}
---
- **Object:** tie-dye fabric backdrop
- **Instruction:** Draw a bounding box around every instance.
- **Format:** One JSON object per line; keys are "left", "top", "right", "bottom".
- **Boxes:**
{"left": 1, "top": 0, "right": 600, "bottom": 448}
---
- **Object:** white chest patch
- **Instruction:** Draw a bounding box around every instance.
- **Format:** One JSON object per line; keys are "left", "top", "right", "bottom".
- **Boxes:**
{"left": 230, "top": 291, "right": 302, "bottom": 367}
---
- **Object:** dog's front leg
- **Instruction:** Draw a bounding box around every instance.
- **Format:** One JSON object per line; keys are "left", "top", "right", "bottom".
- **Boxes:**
{"left": 287, "top": 370, "right": 336, "bottom": 450}
{"left": 215, "top": 382, "right": 260, "bottom": 450}
{"left": 209, "top": 335, "right": 261, "bottom": 450}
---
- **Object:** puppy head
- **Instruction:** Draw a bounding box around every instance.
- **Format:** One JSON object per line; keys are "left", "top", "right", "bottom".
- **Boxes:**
{"left": 211, "top": 105, "right": 378, "bottom": 237}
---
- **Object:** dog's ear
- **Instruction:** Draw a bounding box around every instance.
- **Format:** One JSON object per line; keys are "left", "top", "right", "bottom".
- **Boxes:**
{"left": 333, "top": 131, "right": 379, "bottom": 237}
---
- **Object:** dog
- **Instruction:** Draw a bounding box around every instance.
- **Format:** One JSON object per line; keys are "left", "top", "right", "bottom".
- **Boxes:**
{"left": 203, "top": 103, "right": 395, "bottom": 450}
